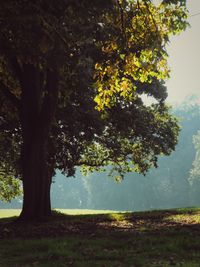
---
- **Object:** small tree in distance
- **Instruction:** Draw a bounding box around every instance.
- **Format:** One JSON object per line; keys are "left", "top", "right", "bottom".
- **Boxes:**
{"left": 0, "top": 0, "right": 188, "bottom": 221}
{"left": 189, "top": 130, "right": 200, "bottom": 203}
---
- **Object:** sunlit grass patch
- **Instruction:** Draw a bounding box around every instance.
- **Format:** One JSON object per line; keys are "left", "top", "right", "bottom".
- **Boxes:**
{"left": 163, "top": 208, "right": 200, "bottom": 224}
{"left": 0, "top": 209, "right": 21, "bottom": 218}
{"left": 165, "top": 213, "right": 200, "bottom": 224}
{"left": 56, "top": 209, "right": 120, "bottom": 215}
{"left": 107, "top": 213, "right": 127, "bottom": 221}
{"left": 0, "top": 209, "right": 122, "bottom": 218}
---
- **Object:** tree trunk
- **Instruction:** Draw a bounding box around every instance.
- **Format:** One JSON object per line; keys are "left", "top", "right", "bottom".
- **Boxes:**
{"left": 19, "top": 136, "right": 52, "bottom": 221}
{"left": 18, "top": 64, "right": 58, "bottom": 222}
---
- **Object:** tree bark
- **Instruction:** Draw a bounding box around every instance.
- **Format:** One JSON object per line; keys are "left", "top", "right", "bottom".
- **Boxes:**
{"left": 18, "top": 64, "right": 58, "bottom": 221}
{"left": 20, "top": 136, "right": 52, "bottom": 221}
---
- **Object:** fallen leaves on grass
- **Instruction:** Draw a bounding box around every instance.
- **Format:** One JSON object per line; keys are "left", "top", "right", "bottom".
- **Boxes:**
{"left": 1, "top": 209, "right": 200, "bottom": 240}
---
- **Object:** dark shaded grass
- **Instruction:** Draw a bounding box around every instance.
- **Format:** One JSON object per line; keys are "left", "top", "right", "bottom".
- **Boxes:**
{"left": 1, "top": 208, "right": 200, "bottom": 266}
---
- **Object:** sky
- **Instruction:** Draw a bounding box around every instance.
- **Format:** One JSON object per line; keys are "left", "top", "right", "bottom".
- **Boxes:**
{"left": 166, "top": 0, "right": 200, "bottom": 105}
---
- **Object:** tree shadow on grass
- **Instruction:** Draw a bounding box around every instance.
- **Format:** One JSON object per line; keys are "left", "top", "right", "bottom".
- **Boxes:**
{"left": 1, "top": 209, "right": 200, "bottom": 267}
{"left": 0, "top": 208, "right": 200, "bottom": 239}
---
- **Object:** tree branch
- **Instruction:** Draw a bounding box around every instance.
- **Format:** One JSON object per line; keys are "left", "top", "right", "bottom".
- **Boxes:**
{"left": 117, "top": 0, "right": 127, "bottom": 48}
{"left": 0, "top": 81, "right": 21, "bottom": 109}
{"left": 9, "top": 57, "right": 23, "bottom": 86}
{"left": 39, "top": 68, "right": 59, "bottom": 136}
{"left": 78, "top": 155, "right": 111, "bottom": 168}
{"left": 144, "top": 0, "right": 160, "bottom": 38}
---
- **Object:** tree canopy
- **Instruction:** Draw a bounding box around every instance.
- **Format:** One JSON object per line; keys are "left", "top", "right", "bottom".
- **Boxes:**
{"left": 0, "top": 0, "right": 188, "bottom": 220}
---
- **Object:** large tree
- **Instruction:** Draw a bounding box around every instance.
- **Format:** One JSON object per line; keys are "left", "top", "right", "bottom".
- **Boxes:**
{"left": 0, "top": 0, "right": 188, "bottom": 221}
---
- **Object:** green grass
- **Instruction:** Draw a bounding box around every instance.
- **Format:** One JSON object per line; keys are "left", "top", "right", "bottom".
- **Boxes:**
{"left": 0, "top": 209, "right": 121, "bottom": 218}
{"left": 0, "top": 209, "right": 21, "bottom": 218}
{"left": 1, "top": 208, "right": 200, "bottom": 266}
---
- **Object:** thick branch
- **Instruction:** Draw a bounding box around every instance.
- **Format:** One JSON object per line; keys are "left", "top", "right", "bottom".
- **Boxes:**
{"left": 0, "top": 81, "right": 20, "bottom": 109}
{"left": 40, "top": 68, "right": 59, "bottom": 133}
{"left": 117, "top": 0, "right": 125, "bottom": 33}
{"left": 117, "top": 0, "right": 127, "bottom": 48}
{"left": 9, "top": 57, "right": 23, "bottom": 86}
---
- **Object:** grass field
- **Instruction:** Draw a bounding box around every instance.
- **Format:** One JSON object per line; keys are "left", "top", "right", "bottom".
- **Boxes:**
{"left": 0, "top": 209, "right": 121, "bottom": 218}
{"left": 1, "top": 208, "right": 200, "bottom": 266}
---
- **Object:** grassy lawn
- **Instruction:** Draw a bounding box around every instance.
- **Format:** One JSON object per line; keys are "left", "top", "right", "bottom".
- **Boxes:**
{"left": 0, "top": 209, "right": 21, "bottom": 218}
{"left": 1, "top": 208, "right": 200, "bottom": 266}
{"left": 0, "top": 209, "right": 120, "bottom": 218}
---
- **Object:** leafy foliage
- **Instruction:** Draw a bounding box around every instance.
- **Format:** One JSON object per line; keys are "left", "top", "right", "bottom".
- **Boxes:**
{"left": 94, "top": 0, "right": 188, "bottom": 110}
{"left": 50, "top": 102, "right": 200, "bottom": 211}
{"left": 0, "top": 174, "right": 21, "bottom": 202}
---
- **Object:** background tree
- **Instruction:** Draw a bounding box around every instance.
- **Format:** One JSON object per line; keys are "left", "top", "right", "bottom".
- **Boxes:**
{"left": 189, "top": 128, "right": 200, "bottom": 205}
{"left": 0, "top": 0, "right": 188, "bottom": 220}
{"left": 190, "top": 131, "right": 200, "bottom": 180}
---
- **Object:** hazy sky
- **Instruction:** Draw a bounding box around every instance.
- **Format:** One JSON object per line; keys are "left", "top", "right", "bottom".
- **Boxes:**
{"left": 166, "top": 1, "right": 200, "bottom": 104}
